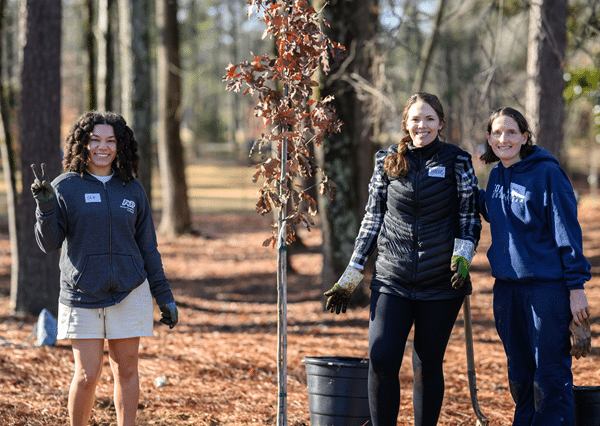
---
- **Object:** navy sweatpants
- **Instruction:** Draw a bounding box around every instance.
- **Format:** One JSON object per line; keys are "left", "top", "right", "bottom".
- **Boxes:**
{"left": 368, "top": 291, "right": 464, "bottom": 426}
{"left": 493, "top": 280, "right": 574, "bottom": 426}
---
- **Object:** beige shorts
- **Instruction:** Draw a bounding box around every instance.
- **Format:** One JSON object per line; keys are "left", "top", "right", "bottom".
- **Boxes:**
{"left": 57, "top": 279, "right": 154, "bottom": 340}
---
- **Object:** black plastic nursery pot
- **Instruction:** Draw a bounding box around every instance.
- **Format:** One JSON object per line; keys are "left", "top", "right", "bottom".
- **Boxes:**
{"left": 303, "top": 356, "right": 371, "bottom": 426}
{"left": 574, "top": 386, "right": 600, "bottom": 426}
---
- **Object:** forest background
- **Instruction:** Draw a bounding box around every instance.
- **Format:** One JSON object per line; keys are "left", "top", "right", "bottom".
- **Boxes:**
{"left": 0, "top": 0, "right": 599, "bottom": 425}
{"left": 3, "top": 0, "right": 599, "bottom": 315}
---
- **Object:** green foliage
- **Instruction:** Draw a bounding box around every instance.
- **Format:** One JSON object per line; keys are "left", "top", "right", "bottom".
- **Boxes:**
{"left": 495, "top": 0, "right": 527, "bottom": 17}
{"left": 564, "top": 67, "right": 600, "bottom": 102}
{"left": 223, "top": 0, "right": 345, "bottom": 247}
{"left": 564, "top": 67, "right": 600, "bottom": 143}
{"left": 567, "top": 0, "right": 600, "bottom": 50}
{"left": 197, "top": 103, "right": 227, "bottom": 143}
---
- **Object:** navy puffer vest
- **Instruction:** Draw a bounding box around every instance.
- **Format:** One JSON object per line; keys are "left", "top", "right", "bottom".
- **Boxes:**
{"left": 371, "top": 139, "right": 471, "bottom": 300}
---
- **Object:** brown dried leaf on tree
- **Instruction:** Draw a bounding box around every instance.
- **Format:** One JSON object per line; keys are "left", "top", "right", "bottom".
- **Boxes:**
{"left": 223, "top": 0, "right": 346, "bottom": 245}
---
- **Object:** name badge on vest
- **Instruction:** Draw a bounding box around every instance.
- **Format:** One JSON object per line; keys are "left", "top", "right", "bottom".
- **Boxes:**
{"left": 428, "top": 166, "right": 445, "bottom": 178}
{"left": 85, "top": 193, "right": 101, "bottom": 203}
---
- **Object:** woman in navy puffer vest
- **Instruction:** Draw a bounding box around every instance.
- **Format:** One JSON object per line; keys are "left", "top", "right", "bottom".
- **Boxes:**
{"left": 324, "top": 92, "right": 481, "bottom": 426}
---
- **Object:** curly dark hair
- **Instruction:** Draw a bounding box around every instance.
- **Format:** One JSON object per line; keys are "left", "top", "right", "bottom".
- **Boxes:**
{"left": 62, "top": 111, "right": 139, "bottom": 182}
{"left": 384, "top": 92, "right": 446, "bottom": 179}
{"left": 480, "top": 107, "right": 535, "bottom": 164}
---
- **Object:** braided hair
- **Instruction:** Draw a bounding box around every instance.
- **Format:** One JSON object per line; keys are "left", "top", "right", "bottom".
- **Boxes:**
{"left": 62, "top": 111, "right": 139, "bottom": 182}
{"left": 384, "top": 92, "right": 446, "bottom": 178}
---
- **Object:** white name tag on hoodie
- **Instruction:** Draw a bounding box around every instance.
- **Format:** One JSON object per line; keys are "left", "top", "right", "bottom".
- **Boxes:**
{"left": 428, "top": 166, "right": 445, "bottom": 178}
{"left": 85, "top": 193, "right": 101, "bottom": 203}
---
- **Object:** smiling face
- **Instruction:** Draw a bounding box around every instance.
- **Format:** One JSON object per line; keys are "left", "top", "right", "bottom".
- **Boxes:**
{"left": 87, "top": 124, "right": 117, "bottom": 176}
{"left": 487, "top": 115, "right": 528, "bottom": 167}
{"left": 406, "top": 100, "right": 443, "bottom": 147}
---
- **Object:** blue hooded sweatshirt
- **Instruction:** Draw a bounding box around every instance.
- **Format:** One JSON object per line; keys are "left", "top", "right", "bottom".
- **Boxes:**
{"left": 35, "top": 171, "right": 175, "bottom": 309}
{"left": 479, "top": 146, "right": 591, "bottom": 290}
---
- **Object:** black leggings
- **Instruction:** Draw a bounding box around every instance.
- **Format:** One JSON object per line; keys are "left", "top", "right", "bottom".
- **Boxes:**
{"left": 368, "top": 291, "right": 464, "bottom": 426}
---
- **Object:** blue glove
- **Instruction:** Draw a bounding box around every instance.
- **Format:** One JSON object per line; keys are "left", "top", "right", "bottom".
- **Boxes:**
{"left": 159, "top": 302, "right": 178, "bottom": 329}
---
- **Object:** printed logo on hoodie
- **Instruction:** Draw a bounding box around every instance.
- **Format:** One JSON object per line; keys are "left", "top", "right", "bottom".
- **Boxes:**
{"left": 491, "top": 183, "right": 527, "bottom": 204}
{"left": 121, "top": 199, "right": 136, "bottom": 214}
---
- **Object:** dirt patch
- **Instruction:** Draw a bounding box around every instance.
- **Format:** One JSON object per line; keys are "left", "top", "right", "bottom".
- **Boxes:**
{"left": 1, "top": 205, "right": 600, "bottom": 425}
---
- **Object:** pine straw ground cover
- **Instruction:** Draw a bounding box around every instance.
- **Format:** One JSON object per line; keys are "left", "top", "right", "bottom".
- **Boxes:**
{"left": 1, "top": 205, "right": 600, "bottom": 426}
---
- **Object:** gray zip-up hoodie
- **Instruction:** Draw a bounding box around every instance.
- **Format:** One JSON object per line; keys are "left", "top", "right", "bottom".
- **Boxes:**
{"left": 35, "top": 171, "right": 175, "bottom": 309}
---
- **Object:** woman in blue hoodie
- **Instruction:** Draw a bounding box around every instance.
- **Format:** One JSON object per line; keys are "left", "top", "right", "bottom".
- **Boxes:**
{"left": 31, "top": 111, "right": 178, "bottom": 426}
{"left": 479, "top": 107, "right": 591, "bottom": 426}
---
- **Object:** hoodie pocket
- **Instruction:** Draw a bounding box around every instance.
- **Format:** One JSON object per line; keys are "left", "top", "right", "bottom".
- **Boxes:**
{"left": 72, "top": 254, "right": 112, "bottom": 294}
{"left": 72, "top": 254, "right": 145, "bottom": 295}
{"left": 111, "top": 254, "right": 145, "bottom": 293}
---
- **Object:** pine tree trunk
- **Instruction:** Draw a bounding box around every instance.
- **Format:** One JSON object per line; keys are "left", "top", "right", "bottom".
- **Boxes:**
{"left": 14, "top": 0, "right": 62, "bottom": 316}
{"left": 526, "top": 0, "right": 567, "bottom": 163}
{"left": 318, "top": 0, "right": 378, "bottom": 307}
{"left": 97, "top": 0, "right": 115, "bottom": 111}
{"left": 412, "top": 0, "right": 447, "bottom": 93}
{"left": 156, "top": 0, "right": 192, "bottom": 236}
{"left": 86, "top": 0, "right": 97, "bottom": 110}
{"left": 0, "top": 0, "right": 18, "bottom": 316}
{"left": 118, "top": 0, "right": 153, "bottom": 201}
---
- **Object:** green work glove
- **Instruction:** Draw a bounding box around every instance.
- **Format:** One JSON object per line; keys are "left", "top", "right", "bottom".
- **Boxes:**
{"left": 160, "top": 302, "right": 179, "bottom": 329}
{"left": 324, "top": 265, "right": 364, "bottom": 314}
{"left": 451, "top": 256, "right": 470, "bottom": 289}
{"left": 30, "top": 163, "right": 55, "bottom": 203}
{"left": 451, "top": 239, "right": 475, "bottom": 290}
{"left": 570, "top": 318, "right": 591, "bottom": 359}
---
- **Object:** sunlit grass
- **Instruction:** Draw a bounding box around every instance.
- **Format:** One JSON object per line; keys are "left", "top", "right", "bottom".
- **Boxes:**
{"left": 151, "top": 159, "right": 261, "bottom": 213}
{"left": 0, "top": 158, "right": 265, "bottom": 218}
{"left": 1, "top": 149, "right": 597, "bottom": 217}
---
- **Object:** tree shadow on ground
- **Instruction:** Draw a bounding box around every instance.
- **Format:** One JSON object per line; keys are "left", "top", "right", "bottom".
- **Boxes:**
{"left": 170, "top": 272, "right": 322, "bottom": 304}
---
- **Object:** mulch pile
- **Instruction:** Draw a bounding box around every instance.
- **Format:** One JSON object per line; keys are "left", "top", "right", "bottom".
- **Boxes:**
{"left": 1, "top": 206, "right": 599, "bottom": 425}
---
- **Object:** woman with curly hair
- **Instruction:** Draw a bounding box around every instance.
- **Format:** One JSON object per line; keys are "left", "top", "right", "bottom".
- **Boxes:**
{"left": 31, "top": 111, "right": 178, "bottom": 426}
{"left": 62, "top": 111, "right": 140, "bottom": 181}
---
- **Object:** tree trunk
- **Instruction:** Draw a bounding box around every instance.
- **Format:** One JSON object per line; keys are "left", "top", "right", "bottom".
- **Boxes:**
{"left": 86, "top": 0, "right": 97, "bottom": 110}
{"left": 226, "top": 0, "right": 245, "bottom": 152}
{"left": 412, "top": 0, "right": 447, "bottom": 93}
{"left": 118, "top": 0, "right": 153, "bottom": 202}
{"left": 14, "top": 0, "right": 61, "bottom": 316}
{"left": 0, "top": 0, "right": 18, "bottom": 316}
{"left": 96, "top": 0, "right": 115, "bottom": 112}
{"left": 526, "top": 0, "right": 567, "bottom": 163}
{"left": 156, "top": 0, "right": 192, "bottom": 236}
{"left": 318, "top": 0, "right": 378, "bottom": 308}
{"left": 276, "top": 137, "right": 288, "bottom": 426}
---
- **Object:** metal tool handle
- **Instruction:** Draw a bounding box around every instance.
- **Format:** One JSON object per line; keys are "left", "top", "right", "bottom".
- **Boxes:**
{"left": 464, "top": 295, "right": 489, "bottom": 426}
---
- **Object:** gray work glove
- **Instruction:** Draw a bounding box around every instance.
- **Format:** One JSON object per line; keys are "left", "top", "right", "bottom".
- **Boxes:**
{"left": 450, "top": 239, "right": 475, "bottom": 290}
{"left": 160, "top": 302, "right": 179, "bottom": 329}
{"left": 30, "top": 163, "right": 55, "bottom": 203}
{"left": 324, "top": 265, "right": 364, "bottom": 314}
{"left": 570, "top": 318, "right": 591, "bottom": 359}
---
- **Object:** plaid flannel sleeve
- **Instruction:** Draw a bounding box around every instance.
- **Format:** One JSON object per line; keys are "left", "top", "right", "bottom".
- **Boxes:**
{"left": 349, "top": 150, "right": 389, "bottom": 269}
{"left": 454, "top": 153, "right": 481, "bottom": 245}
